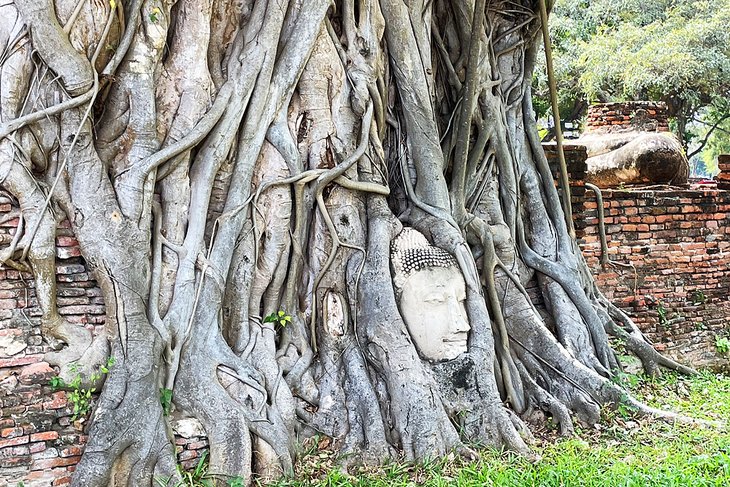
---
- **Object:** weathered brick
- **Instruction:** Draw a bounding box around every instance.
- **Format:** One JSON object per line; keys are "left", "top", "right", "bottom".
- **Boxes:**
{"left": 31, "top": 455, "right": 81, "bottom": 470}
{"left": 55, "top": 264, "right": 87, "bottom": 275}
{"left": 19, "top": 362, "right": 55, "bottom": 385}
{"left": 58, "top": 305, "right": 104, "bottom": 315}
{"left": 30, "top": 430, "right": 59, "bottom": 442}
{"left": 0, "top": 445, "right": 30, "bottom": 457}
{"left": 0, "top": 355, "right": 42, "bottom": 368}
{"left": 178, "top": 449, "right": 199, "bottom": 461}
{"left": 1, "top": 427, "right": 23, "bottom": 438}
{"left": 60, "top": 445, "right": 83, "bottom": 457}
{"left": 0, "top": 435, "right": 29, "bottom": 448}
{"left": 55, "top": 236, "right": 79, "bottom": 247}
{"left": 54, "top": 475, "right": 73, "bottom": 486}
{"left": 0, "top": 454, "right": 31, "bottom": 467}
{"left": 29, "top": 441, "right": 47, "bottom": 453}
{"left": 42, "top": 392, "right": 68, "bottom": 410}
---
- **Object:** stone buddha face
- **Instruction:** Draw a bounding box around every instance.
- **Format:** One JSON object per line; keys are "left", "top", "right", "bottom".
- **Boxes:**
{"left": 391, "top": 229, "right": 471, "bottom": 362}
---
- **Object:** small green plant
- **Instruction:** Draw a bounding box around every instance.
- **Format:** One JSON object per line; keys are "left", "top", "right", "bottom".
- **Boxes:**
{"left": 49, "top": 375, "right": 65, "bottom": 389}
{"left": 160, "top": 388, "right": 173, "bottom": 417}
{"left": 264, "top": 310, "right": 292, "bottom": 328}
{"left": 101, "top": 356, "right": 115, "bottom": 373}
{"left": 690, "top": 290, "right": 707, "bottom": 305}
{"left": 715, "top": 336, "right": 730, "bottom": 355}
{"left": 616, "top": 400, "right": 639, "bottom": 420}
{"left": 149, "top": 7, "right": 161, "bottom": 23}
{"left": 50, "top": 356, "right": 115, "bottom": 421}
{"left": 656, "top": 301, "right": 668, "bottom": 324}
{"left": 156, "top": 450, "right": 245, "bottom": 487}
{"left": 611, "top": 371, "right": 643, "bottom": 389}
{"left": 179, "top": 450, "right": 212, "bottom": 487}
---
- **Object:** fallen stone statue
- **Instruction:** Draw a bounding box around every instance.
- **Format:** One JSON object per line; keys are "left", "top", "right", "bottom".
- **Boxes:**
{"left": 578, "top": 103, "right": 689, "bottom": 187}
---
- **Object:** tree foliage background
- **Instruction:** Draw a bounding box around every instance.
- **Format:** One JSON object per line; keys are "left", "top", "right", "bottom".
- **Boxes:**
{"left": 534, "top": 0, "right": 730, "bottom": 176}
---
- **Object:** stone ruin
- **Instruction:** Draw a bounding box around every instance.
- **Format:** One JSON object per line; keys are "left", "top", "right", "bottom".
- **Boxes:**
{"left": 578, "top": 101, "right": 689, "bottom": 188}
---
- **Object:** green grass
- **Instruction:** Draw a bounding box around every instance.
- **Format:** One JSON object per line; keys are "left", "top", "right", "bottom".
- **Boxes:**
{"left": 270, "top": 371, "right": 730, "bottom": 486}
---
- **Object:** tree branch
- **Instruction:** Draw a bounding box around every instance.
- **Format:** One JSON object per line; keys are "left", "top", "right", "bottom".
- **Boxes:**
{"left": 687, "top": 114, "right": 730, "bottom": 160}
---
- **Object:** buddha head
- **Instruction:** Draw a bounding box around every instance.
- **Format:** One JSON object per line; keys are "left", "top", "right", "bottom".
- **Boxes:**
{"left": 390, "top": 228, "right": 470, "bottom": 362}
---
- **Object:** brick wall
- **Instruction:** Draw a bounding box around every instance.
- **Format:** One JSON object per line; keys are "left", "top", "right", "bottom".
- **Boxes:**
{"left": 0, "top": 203, "right": 208, "bottom": 486}
{"left": 582, "top": 187, "right": 730, "bottom": 368}
{"left": 718, "top": 155, "right": 730, "bottom": 190}
{"left": 547, "top": 145, "right": 730, "bottom": 370}
{"left": 585, "top": 101, "right": 671, "bottom": 133}
{"left": 0, "top": 198, "right": 95, "bottom": 485}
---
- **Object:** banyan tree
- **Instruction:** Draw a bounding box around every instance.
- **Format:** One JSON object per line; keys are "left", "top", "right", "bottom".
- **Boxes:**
{"left": 0, "top": 0, "right": 699, "bottom": 485}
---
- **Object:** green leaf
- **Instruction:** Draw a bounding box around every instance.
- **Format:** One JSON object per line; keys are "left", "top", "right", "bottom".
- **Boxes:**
{"left": 159, "top": 388, "right": 173, "bottom": 416}
{"left": 149, "top": 7, "right": 161, "bottom": 24}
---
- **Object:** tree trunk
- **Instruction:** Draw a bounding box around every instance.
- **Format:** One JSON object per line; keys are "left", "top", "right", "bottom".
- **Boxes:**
{"left": 0, "top": 1, "right": 695, "bottom": 485}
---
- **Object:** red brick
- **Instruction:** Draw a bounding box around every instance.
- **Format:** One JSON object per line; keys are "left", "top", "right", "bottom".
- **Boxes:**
{"left": 58, "top": 305, "right": 104, "bottom": 315}
{"left": 19, "top": 361, "right": 55, "bottom": 385}
{"left": 0, "top": 435, "right": 29, "bottom": 448}
{"left": 186, "top": 440, "right": 208, "bottom": 450}
{"left": 43, "top": 392, "right": 68, "bottom": 410}
{"left": 0, "top": 455, "right": 32, "bottom": 467}
{"left": 29, "top": 441, "right": 47, "bottom": 453}
{"left": 1, "top": 427, "right": 23, "bottom": 438}
{"left": 60, "top": 445, "right": 83, "bottom": 457}
{"left": 31, "top": 455, "right": 81, "bottom": 470}
{"left": 24, "top": 469, "right": 57, "bottom": 481}
{"left": 57, "top": 246, "right": 82, "bottom": 258}
{"left": 30, "top": 430, "right": 59, "bottom": 442}
{"left": 55, "top": 236, "right": 79, "bottom": 247}
{"left": 178, "top": 450, "right": 199, "bottom": 461}
{"left": 0, "top": 355, "right": 42, "bottom": 368}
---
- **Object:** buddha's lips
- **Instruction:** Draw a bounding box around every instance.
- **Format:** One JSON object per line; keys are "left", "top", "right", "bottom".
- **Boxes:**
{"left": 442, "top": 336, "right": 468, "bottom": 343}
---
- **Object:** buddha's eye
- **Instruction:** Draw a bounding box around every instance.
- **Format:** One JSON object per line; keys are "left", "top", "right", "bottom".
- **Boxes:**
{"left": 425, "top": 294, "right": 446, "bottom": 304}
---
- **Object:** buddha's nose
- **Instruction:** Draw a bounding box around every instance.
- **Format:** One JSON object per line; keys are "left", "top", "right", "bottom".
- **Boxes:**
{"left": 449, "top": 299, "right": 470, "bottom": 332}
{"left": 452, "top": 315, "right": 470, "bottom": 332}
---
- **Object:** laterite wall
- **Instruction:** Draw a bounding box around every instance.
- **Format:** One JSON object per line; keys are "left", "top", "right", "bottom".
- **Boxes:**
{"left": 547, "top": 145, "right": 730, "bottom": 370}
{"left": 585, "top": 101, "right": 671, "bottom": 133}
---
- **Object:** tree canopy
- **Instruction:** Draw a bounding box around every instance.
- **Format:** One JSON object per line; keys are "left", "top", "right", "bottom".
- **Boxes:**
{"left": 535, "top": 0, "right": 730, "bottom": 160}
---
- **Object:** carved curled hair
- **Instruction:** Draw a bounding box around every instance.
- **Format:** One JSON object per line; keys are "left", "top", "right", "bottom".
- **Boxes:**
{"left": 390, "top": 228, "right": 458, "bottom": 296}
